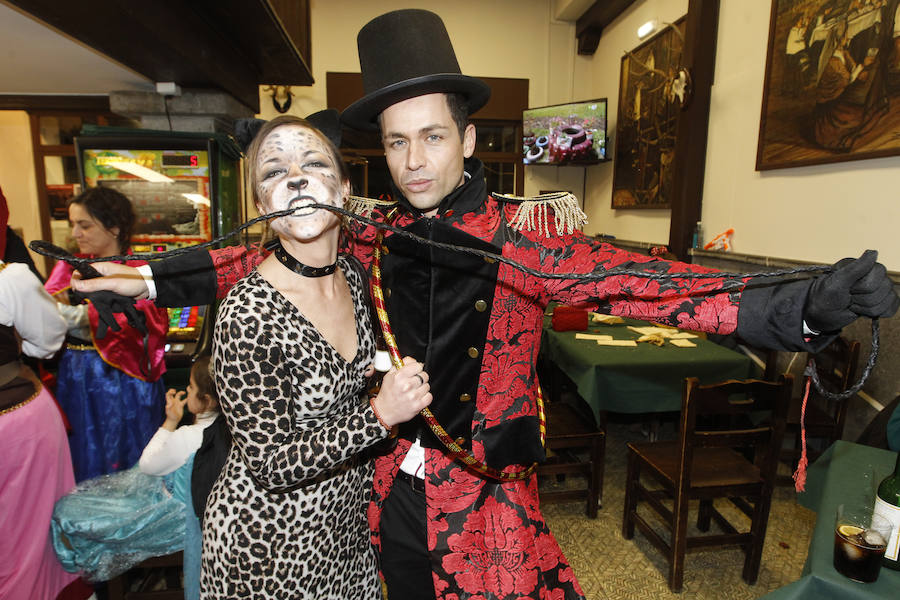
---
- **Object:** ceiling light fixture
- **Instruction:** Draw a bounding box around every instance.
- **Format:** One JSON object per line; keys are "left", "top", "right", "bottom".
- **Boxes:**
{"left": 637, "top": 19, "right": 659, "bottom": 40}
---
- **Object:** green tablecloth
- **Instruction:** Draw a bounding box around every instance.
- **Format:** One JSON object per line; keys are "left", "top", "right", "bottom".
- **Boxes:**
{"left": 540, "top": 316, "right": 755, "bottom": 422}
{"left": 761, "top": 441, "right": 900, "bottom": 599}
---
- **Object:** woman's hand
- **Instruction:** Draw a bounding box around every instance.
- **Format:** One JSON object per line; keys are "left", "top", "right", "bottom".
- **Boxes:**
{"left": 163, "top": 389, "right": 187, "bottom": 431}
{"left": 371, "top": 356, "right": 432, "bottom": 428}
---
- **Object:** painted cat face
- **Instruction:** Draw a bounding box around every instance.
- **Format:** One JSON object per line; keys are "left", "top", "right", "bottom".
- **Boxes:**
{"left": 255, "top": 123, "right": 348, "bottom": 241}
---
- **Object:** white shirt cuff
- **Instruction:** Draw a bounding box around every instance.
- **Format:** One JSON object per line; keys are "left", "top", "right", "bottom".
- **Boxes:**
{"left": 136, "top": 264, "right": 157, "bottom": 301}
{"left": 802, "top": 320, "right": 819, "bottom": 336}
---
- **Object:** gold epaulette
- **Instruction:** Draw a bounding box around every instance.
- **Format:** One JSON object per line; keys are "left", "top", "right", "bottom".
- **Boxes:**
{"left": 494, "top": 192, "right": 588, "bottom": 237}
{"left": 345, "top": 195, "right": 398, "bottom": 219}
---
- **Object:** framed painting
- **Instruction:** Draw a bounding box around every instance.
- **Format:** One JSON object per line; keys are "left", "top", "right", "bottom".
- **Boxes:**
{"left": 612, "top": 18, "right": 687, "bottom": 209}
{"left": 756, "top": 0, "right": 900, "bottom": 170}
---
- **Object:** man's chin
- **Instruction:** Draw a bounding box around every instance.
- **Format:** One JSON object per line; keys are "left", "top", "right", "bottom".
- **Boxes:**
{"left": 404, "top": 194, "right": 441, "bottom": 214}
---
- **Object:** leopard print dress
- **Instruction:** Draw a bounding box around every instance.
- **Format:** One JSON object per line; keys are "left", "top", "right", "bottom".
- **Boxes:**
{"left": 203, "top": 256, "right": 386, "bottom": 599}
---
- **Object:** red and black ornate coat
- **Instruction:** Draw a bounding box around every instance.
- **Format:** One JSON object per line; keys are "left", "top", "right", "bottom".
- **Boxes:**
{"left": 151, "top": 158, "right": 826, "bottom": 600}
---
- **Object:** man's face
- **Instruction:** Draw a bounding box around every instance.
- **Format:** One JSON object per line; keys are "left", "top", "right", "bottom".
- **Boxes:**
{"left": 380, "top": 93, "right": 476, "bottom": 215}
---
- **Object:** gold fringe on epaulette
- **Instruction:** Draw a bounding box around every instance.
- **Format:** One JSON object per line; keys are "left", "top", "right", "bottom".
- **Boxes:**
{"left": 345, "top": 195, "right": 397, "bottom": 219}
{"left": 499, "top": 192, "right": 588, "bottom": 237}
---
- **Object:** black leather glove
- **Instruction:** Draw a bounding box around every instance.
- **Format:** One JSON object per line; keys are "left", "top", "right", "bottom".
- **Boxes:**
{"left": 804, "top": 250, "right": 899, "bottom": 333}
{"left": 68, "top": 287, "right": 87, "bottom": 306}
{"left": 86, "top": 290, "right": 148, "bottom": 340}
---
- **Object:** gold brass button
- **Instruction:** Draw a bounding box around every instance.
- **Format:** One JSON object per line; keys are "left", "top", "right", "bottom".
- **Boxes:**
{"left": 455, "top": 437, "right": 466, "bottom": 447}
{"left": 474, "top": 300, "right": 487, "bottom": 312}
{"left": 459, "top": 393, "right": 471, "bottom": 402}
{"left": 467, "top": 347, "right": 479, "bottom": 359}
{"left": 483, "top": 256, "right": 496, "bottom": 264}
{"left": 385, "top": 288, "right": 391, "bottom": 298}
{"left": 381, "top": 246, "right": 390, "bottom": 254}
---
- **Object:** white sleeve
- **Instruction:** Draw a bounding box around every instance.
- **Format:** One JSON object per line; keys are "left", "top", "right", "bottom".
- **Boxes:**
{"left": 0, "top": 263, "right": 66, "bottom": 359}
{"left": 137, "top": 264, "right": 157, "bottom": 301}
{"left": 139, "top": 423, "right": 205, "bottom": 476}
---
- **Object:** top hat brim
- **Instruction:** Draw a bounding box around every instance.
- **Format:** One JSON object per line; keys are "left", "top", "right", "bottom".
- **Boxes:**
{"left": 341, "top": 73, "right": 491, "bottom": 131}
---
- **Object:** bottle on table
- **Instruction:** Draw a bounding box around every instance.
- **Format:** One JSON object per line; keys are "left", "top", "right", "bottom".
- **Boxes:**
{"left": 691, "top": 221, "right": 703, "bottom": 249}
{"left": 873, "top": 451, "right": 900, "bottom": 570}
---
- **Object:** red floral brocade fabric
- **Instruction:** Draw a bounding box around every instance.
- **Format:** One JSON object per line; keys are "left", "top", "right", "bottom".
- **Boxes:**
{"left": 207, "top": 194, "right": 748, "bottom": 600}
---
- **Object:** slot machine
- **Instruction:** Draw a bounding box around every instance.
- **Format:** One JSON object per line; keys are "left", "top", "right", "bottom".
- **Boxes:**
{"left": 75, "top": 128, "right": 242, "bottom": 370}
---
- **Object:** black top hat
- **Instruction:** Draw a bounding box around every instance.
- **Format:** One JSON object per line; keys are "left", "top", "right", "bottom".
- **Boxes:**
{"left": 341, "top": 9, "right": 491, "bottom": 131}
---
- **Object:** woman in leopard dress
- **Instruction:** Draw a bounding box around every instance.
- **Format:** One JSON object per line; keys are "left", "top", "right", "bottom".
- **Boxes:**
{"left": 203, "top": 115, "right": 432, "bottom": 599}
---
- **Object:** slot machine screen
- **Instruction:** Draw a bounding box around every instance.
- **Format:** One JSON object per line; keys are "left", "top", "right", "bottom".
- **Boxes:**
{"left": 77, "top": 139, "right": 222, "bottom": 368}
{"left": 81, "top": 148, "right": 212, "bottom": 247}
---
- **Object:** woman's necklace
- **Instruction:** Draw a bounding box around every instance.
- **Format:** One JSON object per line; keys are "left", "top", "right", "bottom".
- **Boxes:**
{"left": 273, "top": 242, "right": 337, "bottom": 277}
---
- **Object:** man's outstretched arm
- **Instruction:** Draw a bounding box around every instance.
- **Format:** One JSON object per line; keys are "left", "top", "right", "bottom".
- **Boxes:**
{"left": 72, "top": 247, "right": 261, "bottom": 308}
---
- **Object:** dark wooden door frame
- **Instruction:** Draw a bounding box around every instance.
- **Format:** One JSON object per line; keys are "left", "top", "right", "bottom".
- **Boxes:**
{"left": 668, "top": 0, "right": 719, "bottom": 261}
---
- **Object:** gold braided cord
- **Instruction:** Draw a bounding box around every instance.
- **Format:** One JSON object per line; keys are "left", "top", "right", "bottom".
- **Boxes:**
{"left": 371, "top": 226, "right": 543, "bottom": 481}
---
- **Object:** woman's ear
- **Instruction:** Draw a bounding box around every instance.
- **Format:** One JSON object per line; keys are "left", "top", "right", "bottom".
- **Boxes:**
{"left": 203, "top": 394, "right": 218, "bottom": 412}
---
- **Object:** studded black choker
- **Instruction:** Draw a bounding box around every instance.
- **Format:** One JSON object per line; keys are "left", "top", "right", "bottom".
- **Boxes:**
{"left": 273, "top": 243, "right": 337, "bottom": 277}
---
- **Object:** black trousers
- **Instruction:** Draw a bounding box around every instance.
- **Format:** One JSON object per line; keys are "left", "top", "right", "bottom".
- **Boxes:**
{"left": 380, "top": 475, "right": 436, "bottom": 600}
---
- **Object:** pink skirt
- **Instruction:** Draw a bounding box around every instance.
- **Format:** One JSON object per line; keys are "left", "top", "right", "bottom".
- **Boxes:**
{"left": 0, "top": 386, "right": 79, "bottom": 600}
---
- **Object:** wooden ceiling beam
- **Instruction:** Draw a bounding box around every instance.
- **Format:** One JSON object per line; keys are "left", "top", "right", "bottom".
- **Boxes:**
{"left": 5, "top": 0, "right": 313, "bottom": 112}
{"left": 575, "top": 0, "right": 637, "bottom": 55}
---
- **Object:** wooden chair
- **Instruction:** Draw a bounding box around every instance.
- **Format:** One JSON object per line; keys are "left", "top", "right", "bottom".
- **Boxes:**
{"left": 622, "top": 375, "right": 792, "bottom": 592}
{"left": 765, "top": 338, "right": 860, "bottom": 465}
{"left": 537, "top": 398, "right": 606, "bottom": 519}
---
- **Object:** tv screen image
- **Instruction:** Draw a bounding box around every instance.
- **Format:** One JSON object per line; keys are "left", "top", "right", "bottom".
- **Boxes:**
{"left": 522, "top": 99, "right": 607, "bottom": 165}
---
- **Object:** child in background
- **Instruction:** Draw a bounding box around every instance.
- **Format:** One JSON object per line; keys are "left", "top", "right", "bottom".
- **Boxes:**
{"left": 51, "top": 356, "right": 219, "bottom": 600}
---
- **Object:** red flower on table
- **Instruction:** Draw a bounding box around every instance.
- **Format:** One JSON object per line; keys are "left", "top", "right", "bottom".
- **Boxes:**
{"left": 442, "top": 496, "right": 540, "bottom": 596}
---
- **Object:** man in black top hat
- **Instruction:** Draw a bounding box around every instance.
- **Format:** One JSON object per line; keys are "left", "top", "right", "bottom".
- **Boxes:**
{"left": 73, "top": 8, "right": 898, "bottom": 600}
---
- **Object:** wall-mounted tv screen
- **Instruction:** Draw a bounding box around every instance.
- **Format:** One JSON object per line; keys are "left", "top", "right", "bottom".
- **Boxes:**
{"left": 522, "top": 99, "right": 607, "bottom": 165}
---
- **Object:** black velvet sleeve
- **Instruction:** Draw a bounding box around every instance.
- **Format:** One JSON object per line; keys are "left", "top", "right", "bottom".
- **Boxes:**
{"left": 736, "top": 277, "right": 837, "bottom": 353}
{"left": 149, "top": 250, "right": 217, "bottom": 308}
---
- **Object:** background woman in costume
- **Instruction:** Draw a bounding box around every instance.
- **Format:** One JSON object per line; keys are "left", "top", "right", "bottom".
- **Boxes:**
{"left": 203, "top": 115, "right": 432, "bottom": 599}
{"left": 0, "top": 258, "right": 82, "bottom": 600}
{"left": 51, "top": 355, "right": 219, "bottom": 599}
{"left": 45, "top": 187, "right": 170, "bottom": 482}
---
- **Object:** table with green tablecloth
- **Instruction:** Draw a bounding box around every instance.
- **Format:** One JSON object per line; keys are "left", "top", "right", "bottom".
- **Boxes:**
{"left": 761, "top": 441, "right": 900, "bottom": 599}
{"left": 539, "top": 315, "right": 756, "bottom": 423}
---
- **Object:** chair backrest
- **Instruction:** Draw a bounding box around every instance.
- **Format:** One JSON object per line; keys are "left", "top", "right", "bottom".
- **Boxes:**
{"left": 808, "top": 337, "right": 861, "bottom": 433}
{"left": 678, "top": 376, "right": 794, "bottom": 483}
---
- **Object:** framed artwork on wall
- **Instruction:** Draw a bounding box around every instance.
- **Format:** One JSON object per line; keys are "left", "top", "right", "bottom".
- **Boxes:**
{"left": 612, "top": 18, "right": 687, "bottom": 209}
{"left": 756, "top": 0, "right": 900, "bottom": 171}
